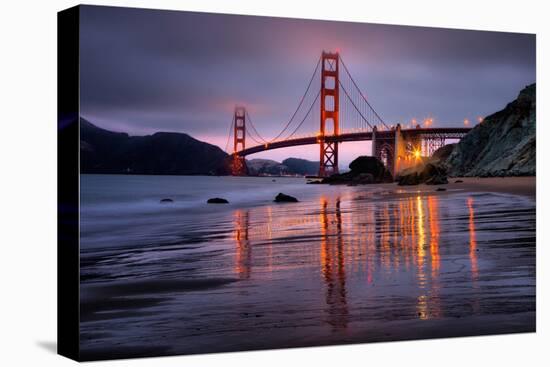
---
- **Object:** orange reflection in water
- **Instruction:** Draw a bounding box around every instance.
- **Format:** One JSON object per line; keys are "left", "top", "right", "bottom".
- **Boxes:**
{"left": 319, "top": 197, "right": 348, "bottom": 331}
{"left": 230, "top": 192, "right": 448, "bottom": 323}
{"left": 416, "top": 196, "right": 426, "bottom": 274}
{"left": 415, "top": 196, "right": 428, "bottom": 319}
{"left": 365, "top": 204, "right": 376, "bottom": 285}
{"left": 408, "top": 198, "right": 417, "bottom": 265}
{"left": 233, "top": 210, "right": 251, "bottom": 279}
{"left": 266, "top": 206, "right": 273, "bottom": 273}
{"left": 428, "top": 196, "right": 441, "bottom": 277}
{"left": 398, "top": 200, "right": 411, "bottom": 270}
{"left": 392, "top": 203, "right": 400, "bottom": 271}
{"left": 381, "top": 203, "right": 392, "bottom": 272}
{"left": 427, "top": 196, "right": 442, "bottom": 319}
{"left": 467, "top": 197, "right": 479, "bottom": 281}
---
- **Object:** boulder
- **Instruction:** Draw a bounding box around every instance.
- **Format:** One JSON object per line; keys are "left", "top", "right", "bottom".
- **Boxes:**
{"left": 353, "top": 173, "right": 375, "bottom": 184}
{"left": 274, "top": 193, "right": 298, "bottom": 203}
{"left": 350, "top": 156, "right": 383, "bottom": 174}
{"left": 431, "top": 143, "right": 457, "bottom": 162}
{"left": 397, "top": 173, "right": 421, "bottom": 186}
{"left": 320, "top": 156, "right": 393, "bottom": 185}
{"left": 207, "top": 197, "right": 229, "bottom": 204}
{"left": 398, "top": 163, "right": 448, "bottom": 186}
{"left": 320, "top": 172, "right": 352, "bottom": 185}
{"left": 425, "top": 175, "right": 448, "bottom": 185}
{"left": 160, "top": 198, "right": 174, "bottom": 203}
{"left": 419, "top": 163, "right": 447, "bottom": 182}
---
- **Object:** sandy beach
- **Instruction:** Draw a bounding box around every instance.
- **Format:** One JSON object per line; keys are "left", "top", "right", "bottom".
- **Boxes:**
{"left": 79, "top": 174, "right": 536, "bottom": 360}
{"left": 390, "top": 176, "right": 535, "bottom": 198}
{"left": 440, "top": 176, "right": 535, "bottom": 197}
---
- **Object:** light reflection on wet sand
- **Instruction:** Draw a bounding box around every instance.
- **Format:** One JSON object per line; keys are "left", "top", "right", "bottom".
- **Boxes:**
{"left": 221, "top": 191, "right": 532, "bottom": 329}
{"left": 80, "top": 183, "right": 535, "bottom": 360}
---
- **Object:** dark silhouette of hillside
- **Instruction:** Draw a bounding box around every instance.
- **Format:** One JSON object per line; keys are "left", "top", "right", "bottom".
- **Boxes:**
{"left": 80, "top": 118, "right": 230, "bottom": 175}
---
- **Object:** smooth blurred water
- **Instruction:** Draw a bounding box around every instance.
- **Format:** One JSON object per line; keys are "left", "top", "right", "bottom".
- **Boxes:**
{"left": 79, "top": 174, "right": 536, "bottom": 360}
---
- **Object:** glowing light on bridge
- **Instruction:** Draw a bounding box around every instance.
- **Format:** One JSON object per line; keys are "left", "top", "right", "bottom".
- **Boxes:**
{"left": 423, "top": 118, "right": 434, "bottom": 127}
{"left": 226, "top": 52, "right": 472, "bottom": 177}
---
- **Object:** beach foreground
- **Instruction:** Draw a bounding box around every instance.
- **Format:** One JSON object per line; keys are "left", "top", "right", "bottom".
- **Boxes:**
{"left": 407, "top": 176, "right": 535, "bottom": 198}
{"left": 79, "top": 175, "right": 535, "bottom": 360}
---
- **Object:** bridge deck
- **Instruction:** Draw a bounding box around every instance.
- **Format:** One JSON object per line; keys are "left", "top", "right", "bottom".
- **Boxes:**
{"left": 236, "top": 127, "right": 471, "bottom": 157}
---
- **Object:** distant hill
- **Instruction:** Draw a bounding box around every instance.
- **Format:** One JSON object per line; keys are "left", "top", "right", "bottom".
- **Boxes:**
{"left": 246, "top": 159, "right": 288, "bottom": 176}
{"left": 446, "top": 83, "right": 535, "bottom": 176}
{"left": 246, "top": 157, "right": 320, "bottom": 176}
{"left": 282, "top": 158, "right": 319, "bottom": 176}
{"left": 80, "top": 118, "right": 230, "bottom": 175}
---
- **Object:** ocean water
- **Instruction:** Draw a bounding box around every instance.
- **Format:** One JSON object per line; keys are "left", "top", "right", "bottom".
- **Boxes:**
{"left": 79, "top": 174, "right": 536, "bottom": 360}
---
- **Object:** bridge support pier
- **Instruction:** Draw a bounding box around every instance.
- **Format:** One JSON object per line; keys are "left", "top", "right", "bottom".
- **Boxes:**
{"left": 392, "top": 124, "right": 426, "bottom": 176}
{"left": 230, "top": 154, "right": 247, "bottom": 176}
{"left": 372, "top": 125, "right": 397, "bottom": 178}
{"left": 372, "top": 123, "right": 425, "bottom": 178}
{"left": 394, "top": 124, "right": 404, "bottom": 176}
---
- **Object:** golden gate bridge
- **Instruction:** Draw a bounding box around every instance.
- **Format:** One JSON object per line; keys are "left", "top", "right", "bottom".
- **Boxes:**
{"left": 224, "top": 52, "right": 471, "bottom": 177}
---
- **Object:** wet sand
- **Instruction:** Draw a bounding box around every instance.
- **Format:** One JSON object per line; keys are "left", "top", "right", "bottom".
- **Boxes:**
{"left": 79, "top": 175, "right": 536, "bottom": 360}
{"left": 401, "top": 176, "right": 536, "bottom": 198}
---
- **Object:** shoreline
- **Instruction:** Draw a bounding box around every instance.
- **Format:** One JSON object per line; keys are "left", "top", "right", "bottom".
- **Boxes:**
{"left": 393, "top": 176, "right": 536, "bottom": 199}
{"left": 336, "top": 177, "right": 536, "bottom": 210}
{"left": 80, "top": 174, "right": 536, "bottom": 358}
{"left": 80, "top": 174, "right": 536, "bottom": 212}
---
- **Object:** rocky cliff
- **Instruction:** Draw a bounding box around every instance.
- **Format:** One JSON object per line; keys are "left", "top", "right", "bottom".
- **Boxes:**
{"left": 446, "top": 83, "right": 535, "bottom": 177}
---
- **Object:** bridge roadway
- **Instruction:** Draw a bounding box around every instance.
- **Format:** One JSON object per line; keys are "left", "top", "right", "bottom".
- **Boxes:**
{"left": 236, "top": 127, "right": 472, "bottom": 157}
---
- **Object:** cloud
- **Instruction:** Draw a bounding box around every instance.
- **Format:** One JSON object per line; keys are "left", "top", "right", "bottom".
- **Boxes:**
{"left": 79, "top": 5, "right": 535, "bottom": 161}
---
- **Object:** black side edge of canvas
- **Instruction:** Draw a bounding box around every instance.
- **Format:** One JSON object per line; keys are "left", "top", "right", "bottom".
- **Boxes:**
{"left": 58, "top": 5, "right": 80, "bottom": 361}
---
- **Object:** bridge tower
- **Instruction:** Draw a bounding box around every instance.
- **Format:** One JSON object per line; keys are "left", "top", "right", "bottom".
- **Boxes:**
{"left": 319, "top": 51, "right": 340, "bottom": 177}
{"left": 232, "top": 106, "right": 247, "bottom": 175}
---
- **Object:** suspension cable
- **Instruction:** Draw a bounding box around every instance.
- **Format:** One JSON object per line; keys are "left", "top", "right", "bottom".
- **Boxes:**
{"left": 339, "top": 80, "right": 374, "bottom": 130}
{"left": 284, "top": 90, "right": 321, "bottom": 140}
{"left": 339, "top": 55, "right": 390, "bottom": 130}
{"left": 245, "top": 109, "right": 268, "bottom": 143}
{"left": 268, "top": 56, "right": 321, "bottom": 142}
{"left": 245, "top": 128, "right": 267, "bottom": 145}
{"left": 224, "top": 115, "right": 234, "bottom": 153}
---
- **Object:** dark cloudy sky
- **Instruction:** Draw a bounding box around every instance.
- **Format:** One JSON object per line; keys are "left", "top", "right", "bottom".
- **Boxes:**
{"left": 79, "top": 5, "right": 535, "bottom": 165}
